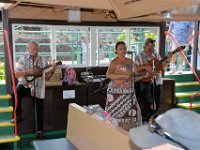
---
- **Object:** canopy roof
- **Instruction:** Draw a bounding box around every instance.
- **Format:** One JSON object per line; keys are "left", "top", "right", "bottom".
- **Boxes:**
{"left": 1, "top": 0, "right": 200, "bottom": 21}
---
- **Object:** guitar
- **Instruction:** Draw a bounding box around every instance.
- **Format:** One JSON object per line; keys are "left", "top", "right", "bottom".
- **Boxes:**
{"left": 140, "top": 45, "right": 185, "bottom": 82}
{"left": 25, "top": 61, "right": 62, "bottom": 82}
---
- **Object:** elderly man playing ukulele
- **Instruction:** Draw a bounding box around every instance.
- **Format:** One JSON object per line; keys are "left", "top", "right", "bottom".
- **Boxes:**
{"left": 135, "top": 38, "right": 184, "bottom": 121}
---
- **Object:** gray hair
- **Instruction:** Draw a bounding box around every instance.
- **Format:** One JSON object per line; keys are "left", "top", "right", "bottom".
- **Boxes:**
{"left": 28, "top": 40, "right": 39, "bottom": 48}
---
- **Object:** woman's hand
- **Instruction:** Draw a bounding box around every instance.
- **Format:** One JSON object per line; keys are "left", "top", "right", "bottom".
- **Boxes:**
{"left": 123, "top": 74, "right": 131, "bottom": 80}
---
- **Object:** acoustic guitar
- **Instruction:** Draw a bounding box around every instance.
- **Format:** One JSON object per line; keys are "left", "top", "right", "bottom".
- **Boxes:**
{"left": 140, "top": 45, "right": 185, "bottom": 82}
{"left": 25, "top": 61, "right": 62, "bottom": 82}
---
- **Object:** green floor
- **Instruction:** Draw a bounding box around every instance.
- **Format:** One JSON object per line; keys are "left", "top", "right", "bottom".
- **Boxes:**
{"left": 1, "top": 130, "right": 66, "bottom": 150}
{"left": 165, "top": 70, "right": 200, "bottom": 113}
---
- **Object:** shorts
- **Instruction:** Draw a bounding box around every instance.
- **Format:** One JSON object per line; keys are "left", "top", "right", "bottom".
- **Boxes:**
{"left": 170, "top": 42, "right": 189, "bottom": 52}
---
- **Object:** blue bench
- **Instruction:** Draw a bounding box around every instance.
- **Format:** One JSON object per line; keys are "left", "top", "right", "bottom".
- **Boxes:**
{"left": 33, "top": 138, "right": 77, "bottom": 150}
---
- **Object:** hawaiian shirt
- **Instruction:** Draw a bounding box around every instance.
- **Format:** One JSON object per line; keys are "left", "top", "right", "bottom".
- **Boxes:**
{"left": 135, "top": 50, "right": 163, "bottom": 85}
{"left": 15, "top": 54, "right": 48, "bottom": 99}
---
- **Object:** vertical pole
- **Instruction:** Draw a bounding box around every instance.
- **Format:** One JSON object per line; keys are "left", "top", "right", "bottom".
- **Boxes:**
{"left": 2, "top": 9, "right": 12, "bottom": 93}
{"left": 193, "top": 22, "right": 198, "bottom": 72}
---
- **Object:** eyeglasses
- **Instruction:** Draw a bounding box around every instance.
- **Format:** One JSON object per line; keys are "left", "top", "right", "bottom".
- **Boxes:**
{"left": 148, "top": 115, "right": 190, "bottom": 150}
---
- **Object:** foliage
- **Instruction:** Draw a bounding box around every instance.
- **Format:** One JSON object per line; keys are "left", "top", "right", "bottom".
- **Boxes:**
{"left": 117, "top": 30, "right": 136, "bottom": 44}
{"left": 117, "top": 30, "right": 157, "bottom": 44}
{"left": 0, "top": 62, "right": 5, "bottom": 80}
{"left": 144, "top": 32, "right": 157, "bottom": 40}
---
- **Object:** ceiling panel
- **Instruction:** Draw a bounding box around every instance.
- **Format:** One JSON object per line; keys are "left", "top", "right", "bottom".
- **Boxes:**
{"left": 3, "top": 0, "right": 200, "bottom": 21}
{"left": 15, "top": 0, "right": 113, "bottom": 10}
{"left": 108, "top": 0, "right": 200, "bottom": 19}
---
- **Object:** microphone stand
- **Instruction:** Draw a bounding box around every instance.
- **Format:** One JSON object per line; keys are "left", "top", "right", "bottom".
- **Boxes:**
{"left": 152, "top": 59, "right": 156, "bottom": 114}
{"left": 151, "top": 50, "right": 157, "bottom": 115}
{"left": 128, "top": 51, "right": 135, "bottom": 125}
{"left": 32, "top": 56, "right": 38, "bottom": 136}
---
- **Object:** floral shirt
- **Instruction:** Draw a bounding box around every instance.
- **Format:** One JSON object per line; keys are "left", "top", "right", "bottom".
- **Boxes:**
{"left": 15, "top": 54, "right": 48, "bottom": 99}
{"left": 135, "top": 50, "right": 163, "bottom": 85}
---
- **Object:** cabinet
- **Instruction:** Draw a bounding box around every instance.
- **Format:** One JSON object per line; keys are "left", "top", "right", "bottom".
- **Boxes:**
{"left": 17, "top": 78, "right": 175, "bottom": 134}
{"left": 17, "top": 83, "right": 87, "bottom": 134}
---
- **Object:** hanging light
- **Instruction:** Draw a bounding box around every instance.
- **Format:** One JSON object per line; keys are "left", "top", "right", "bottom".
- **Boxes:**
{"left": 68, "top": 8, "right": 81, "bottom": 23}
{"left": 163, "top": 11, "right": 173, "bottom": 19}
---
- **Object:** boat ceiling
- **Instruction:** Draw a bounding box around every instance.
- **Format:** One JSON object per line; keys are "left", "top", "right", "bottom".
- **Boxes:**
{"left": 1, "top": 0, "right": 200, "bottom": 22}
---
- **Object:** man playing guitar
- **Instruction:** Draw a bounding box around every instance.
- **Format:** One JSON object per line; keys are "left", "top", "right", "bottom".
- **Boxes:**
{"left": 135, "top": 38, "right": 172, "bottom": 121}
{"left": 11, "top": 40, "right": 59, "bottom": 140}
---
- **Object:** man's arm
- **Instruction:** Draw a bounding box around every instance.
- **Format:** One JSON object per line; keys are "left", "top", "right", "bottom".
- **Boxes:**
{"left": 45, "top": 60, "right": 58, "bottom": 81}
{"left": 15, "top": 69, "right": 33, "bottom": 78}
{"left": 15, "top": 56, "right": 34, "bottom": 78}
{"left": 162, "top": 52, "right": 172, "bottom": 68}
{"left": 45, "top": 71, "right": 54, "bottom": 81}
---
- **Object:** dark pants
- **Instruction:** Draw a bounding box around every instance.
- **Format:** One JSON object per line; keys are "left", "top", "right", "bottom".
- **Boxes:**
{"left": 11, "top": 84, "right": 44, "bottom": 131}
{"left": 153, "top": 84, "right": 162, "bottom": 112}
{"left": 140, "top": 80, "right": 162, "bottom": 118}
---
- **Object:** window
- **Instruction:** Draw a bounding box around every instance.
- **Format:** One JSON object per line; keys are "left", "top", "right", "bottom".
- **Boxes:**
{"left": 55, "top": 27, "right": 90, "bottom": 65}
{"left": 12, "top": 24, "right": 90, "bottom": 67}
{"left": 12, "top": 24, "right": 160, "bottom": 67}
{"left": 13, "top": 25, "right": 51, "bottom": 67}
{"left": 97, "top": 27, "right": 159, "bottom": 65}
{"left": 97, "top": 28, "right": 126, "bottom": 65}
{"left": 0, "top": 24, "right": 5, "bottom": 80}
{"left": 129, "top": 27, "right": 159, "bottom": 54}
{"left": 165, "top": 21, "right": 195, "bottom": 73}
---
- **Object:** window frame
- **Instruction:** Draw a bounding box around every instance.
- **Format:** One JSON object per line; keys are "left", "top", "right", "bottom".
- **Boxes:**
{"left": 11, "top": 21, "right": 163, "bottom": 68}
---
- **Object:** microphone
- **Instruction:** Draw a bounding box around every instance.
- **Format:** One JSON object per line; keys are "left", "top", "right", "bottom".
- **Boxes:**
{"left": 30, "top": 54, "right": 36, "bottom": 59}
{"left": 29, "top": 52, "right": 37, "bottom": 57}
{"left": 29, "top": 53, "right": 38, "bottom": 66}
{"left": 150, "top": 48, "right": 156, "bottom": 52}
{"left": 127, "top": 51, "right": 135, "bottom": 54}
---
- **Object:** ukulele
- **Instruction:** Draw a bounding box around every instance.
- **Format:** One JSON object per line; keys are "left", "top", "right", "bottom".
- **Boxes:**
{"left": 140, "top": 45, "right": 185, "bottom": 82}
{"left": 130, "top": 72, "right": 149, "bottom": 77}
{"left": 25, "top": 61, "right": 62, "bottom": 82}
{"left": 114, "top": 72, "right": 149, "bottom": 85}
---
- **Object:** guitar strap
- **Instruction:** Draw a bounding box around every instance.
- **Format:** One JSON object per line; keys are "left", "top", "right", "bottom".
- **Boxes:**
{"left": 138, "top": 53, "right": 143, "bottom": 65}
{"left": 152, "top": 52, "right": 157, "bottom": 71}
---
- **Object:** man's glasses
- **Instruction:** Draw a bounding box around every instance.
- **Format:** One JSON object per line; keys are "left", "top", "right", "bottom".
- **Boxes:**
{"left": 148, "top": 115, "right": 190, "bottom": 150}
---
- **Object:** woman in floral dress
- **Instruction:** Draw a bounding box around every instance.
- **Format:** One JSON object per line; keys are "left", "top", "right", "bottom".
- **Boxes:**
{"left": 105, "top": 41, "right": 151, "bottom": 131}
